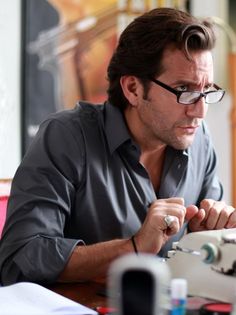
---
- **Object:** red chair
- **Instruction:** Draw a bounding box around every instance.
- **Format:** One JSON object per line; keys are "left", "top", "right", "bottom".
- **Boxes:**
{"left": 0, "top": 179, "right": 11, "bottom": 237}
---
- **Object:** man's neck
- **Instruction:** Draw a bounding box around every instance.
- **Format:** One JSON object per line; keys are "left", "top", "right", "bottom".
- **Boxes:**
{"left": 140, "top": 146, "right": 166, "bottom": 192}
{"left": 124, "top": 106, "right": 167, "bottom": 191}
{"left": 124, "top": 105, "right": 166, "bottom": 153}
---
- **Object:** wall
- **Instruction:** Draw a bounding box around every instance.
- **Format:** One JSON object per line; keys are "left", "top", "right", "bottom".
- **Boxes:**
{"left": 191, "top": 0, "right": 232, "bottom": 204}
{"left": 0, "top": 0, "right": 21, "bottom": 178}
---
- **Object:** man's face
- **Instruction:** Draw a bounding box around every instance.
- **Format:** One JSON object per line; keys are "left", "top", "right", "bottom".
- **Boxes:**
{"left": 136, "top": 47, "right": 214, "bottom": 150}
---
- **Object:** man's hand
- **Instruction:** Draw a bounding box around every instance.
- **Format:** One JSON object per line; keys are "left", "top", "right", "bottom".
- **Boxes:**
{"left": 187, "top": 199, "right": 236, "bottom": 232}
{"left": 134, "top": 197, "right": 198, "bottom": 254}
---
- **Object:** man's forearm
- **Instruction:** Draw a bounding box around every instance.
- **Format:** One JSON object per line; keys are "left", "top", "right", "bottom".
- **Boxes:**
{"left": 58, "top": 238, "right": 132, "bottom": 282}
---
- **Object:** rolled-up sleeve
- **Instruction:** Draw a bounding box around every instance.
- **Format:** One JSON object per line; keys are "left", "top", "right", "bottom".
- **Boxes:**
{"left": 0, "top": 115, "right": 85, "bottom": 285}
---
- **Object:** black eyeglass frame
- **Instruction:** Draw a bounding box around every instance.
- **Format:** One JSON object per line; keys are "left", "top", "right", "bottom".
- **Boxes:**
{"left": 149, "top": 77, "right": 225, "bottom": 105}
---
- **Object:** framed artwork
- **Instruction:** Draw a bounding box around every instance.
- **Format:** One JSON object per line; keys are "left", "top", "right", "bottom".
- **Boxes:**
{"left": 22, "top": 0, "right": 119, "bottom": 151}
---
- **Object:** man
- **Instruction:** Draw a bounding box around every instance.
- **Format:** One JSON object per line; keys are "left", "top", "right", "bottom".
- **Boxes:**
{"left": 0, "top": 7, "right": 235, "bottom": 285}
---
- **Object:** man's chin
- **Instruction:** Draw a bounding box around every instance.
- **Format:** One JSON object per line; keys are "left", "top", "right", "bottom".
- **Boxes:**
{"left": 171, "top": 136, "right": 194, "bottom": 150}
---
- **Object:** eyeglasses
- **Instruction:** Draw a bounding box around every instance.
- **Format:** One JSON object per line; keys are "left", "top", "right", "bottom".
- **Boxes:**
{"left": 149, "top": 78, "right": 225, "bottom": 105}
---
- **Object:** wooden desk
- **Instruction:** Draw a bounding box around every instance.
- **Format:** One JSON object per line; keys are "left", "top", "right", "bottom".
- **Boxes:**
{"left": 48, "top": 282, "right": 216, "bottom": 315}
{"left": 48, "top": 281, "right": 107, "bottom": 310}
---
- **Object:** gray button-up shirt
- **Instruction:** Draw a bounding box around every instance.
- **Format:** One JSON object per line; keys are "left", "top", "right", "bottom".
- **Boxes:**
{"left": 0, "top": 101, "right": 223, "bottom": 285}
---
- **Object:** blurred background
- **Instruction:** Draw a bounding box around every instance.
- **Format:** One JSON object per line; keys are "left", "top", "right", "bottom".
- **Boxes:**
{"left": 0, "top": 0, "right": 235, "bottom": 205}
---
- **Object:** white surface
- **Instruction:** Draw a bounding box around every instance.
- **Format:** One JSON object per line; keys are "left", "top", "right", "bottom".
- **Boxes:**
{"left": 0, "top": 282, "right": 97, "bottom": 315}
{"left": 206, "top": 94, "right": 232, "bottom": 204}
{"left": 191, "top": 0, "right": 231, "bottom": 203}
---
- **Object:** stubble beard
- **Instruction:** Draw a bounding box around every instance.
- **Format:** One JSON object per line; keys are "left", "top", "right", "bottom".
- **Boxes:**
{"left": 157, "top": 130, "right": 195, "bottom": 150}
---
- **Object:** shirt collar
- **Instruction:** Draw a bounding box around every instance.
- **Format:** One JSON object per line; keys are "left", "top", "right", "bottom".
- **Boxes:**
{"left": 183, "top": 148, "right": 189, "bottom": 156}
{"left": 105, "top": 102, "right": 131, "bottom": 154}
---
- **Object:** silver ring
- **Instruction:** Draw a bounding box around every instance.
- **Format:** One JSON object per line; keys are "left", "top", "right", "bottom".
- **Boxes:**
{"left": 164, "top": 215, "right": 176, "bottom": 228}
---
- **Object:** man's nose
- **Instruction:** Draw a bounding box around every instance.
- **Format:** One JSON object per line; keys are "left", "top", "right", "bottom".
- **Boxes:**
{"left": 185, "top": 96, "right": 208, "bottom": 119}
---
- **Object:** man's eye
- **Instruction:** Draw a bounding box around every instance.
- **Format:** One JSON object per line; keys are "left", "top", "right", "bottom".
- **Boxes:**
{"left": 175, "top": 85, "right": 188, "bottom": 92}
{"left": 204, "top": 85, "right": 213, "bottom": 92}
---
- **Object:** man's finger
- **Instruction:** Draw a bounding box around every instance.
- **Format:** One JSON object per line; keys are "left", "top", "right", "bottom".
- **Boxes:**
{"left": 164, "top": 197, "right": 185, "bottom": 205}
{"left": 188, "top": 208, "right": 206, "bottom": 232}
{"left": 185, "top": 205, "right": 199, "bottom": 221}
{"left": 226, "top": 210, "right": 236, "bottom": 228}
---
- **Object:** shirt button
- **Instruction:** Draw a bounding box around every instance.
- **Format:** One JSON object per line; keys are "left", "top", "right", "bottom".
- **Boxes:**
{"left": 177, "top": 163, "right": 181, "bottom": 169}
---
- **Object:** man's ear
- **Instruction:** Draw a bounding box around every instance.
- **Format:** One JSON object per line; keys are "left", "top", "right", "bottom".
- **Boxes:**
{"left": 120, "top": 76, "right": 141, "bottom": 106}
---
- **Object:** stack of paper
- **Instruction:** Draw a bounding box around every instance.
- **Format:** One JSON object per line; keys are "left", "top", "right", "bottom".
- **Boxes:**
{"left": 0, "top": 282, "right": 98, "bottom": 315}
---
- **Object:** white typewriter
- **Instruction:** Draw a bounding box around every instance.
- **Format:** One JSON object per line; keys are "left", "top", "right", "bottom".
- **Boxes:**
{"left": 166, "top": 228, "right": 236, "bottom": 302}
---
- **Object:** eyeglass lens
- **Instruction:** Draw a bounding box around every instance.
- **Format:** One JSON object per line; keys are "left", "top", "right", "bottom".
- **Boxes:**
{"left": 178, "top": 90, "right": 224, "bottom": 105}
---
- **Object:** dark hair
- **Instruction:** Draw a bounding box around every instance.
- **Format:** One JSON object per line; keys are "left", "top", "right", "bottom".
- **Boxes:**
{"left": 107, "top": 7, "right": 216, "bottom": 110}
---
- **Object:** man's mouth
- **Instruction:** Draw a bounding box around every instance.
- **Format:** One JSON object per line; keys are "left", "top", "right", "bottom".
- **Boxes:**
{"left": 178, "top": 125, "right": 199, "bottom": 134}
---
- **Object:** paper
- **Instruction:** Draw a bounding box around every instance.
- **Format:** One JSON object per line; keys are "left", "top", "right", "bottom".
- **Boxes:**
{"left": 0, "top": 282, "right": 98, "bottom": 315}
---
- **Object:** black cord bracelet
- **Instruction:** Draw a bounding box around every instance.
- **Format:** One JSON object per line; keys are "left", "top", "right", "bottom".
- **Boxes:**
{"left": 131, "top": 235, "right": 138, "bottom": 254}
